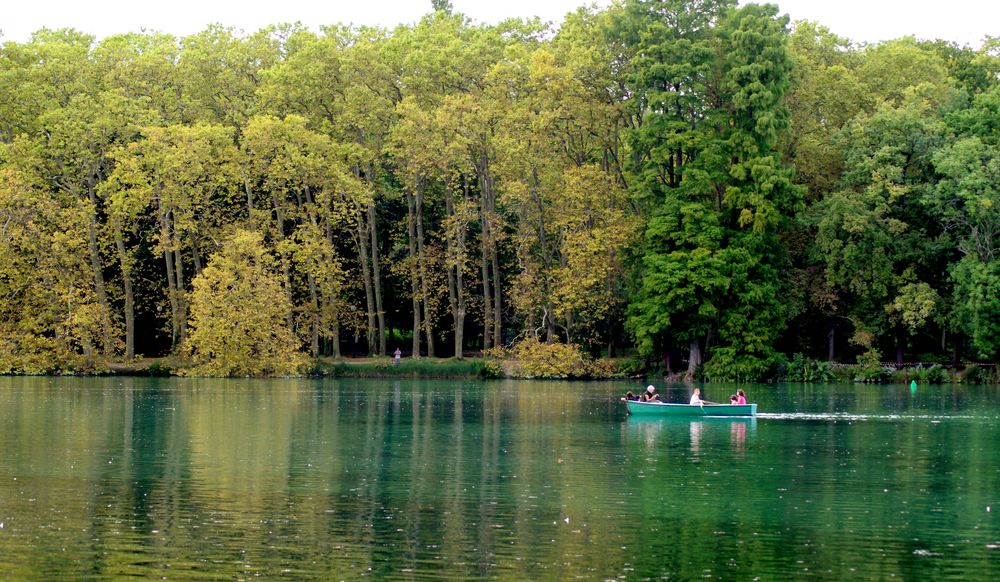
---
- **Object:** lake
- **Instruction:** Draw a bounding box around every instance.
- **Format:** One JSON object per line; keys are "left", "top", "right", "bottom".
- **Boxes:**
{"left": 0, "top": 377, "right": 998, "bottom": 579}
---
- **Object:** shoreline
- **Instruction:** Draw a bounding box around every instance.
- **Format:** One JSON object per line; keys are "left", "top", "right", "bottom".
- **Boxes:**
{"left": 0, "top": 356, "right": 995, "bottom": 384}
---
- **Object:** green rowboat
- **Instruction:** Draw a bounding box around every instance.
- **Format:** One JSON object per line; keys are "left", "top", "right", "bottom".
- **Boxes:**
{"left": 625, "top": 400, "right": 757, "bottom": 417}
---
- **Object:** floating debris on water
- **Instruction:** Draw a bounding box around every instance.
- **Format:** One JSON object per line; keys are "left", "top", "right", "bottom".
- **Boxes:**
{"left": 913, "top": 549, "right": 940, "bottom": 557}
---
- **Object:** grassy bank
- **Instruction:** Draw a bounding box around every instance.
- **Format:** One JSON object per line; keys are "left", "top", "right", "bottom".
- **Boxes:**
{"left": 311, "top": 357, "right": 496, "bottom": 379}
{"left": 4, "top": 353, "right": 996, "bottom": 383}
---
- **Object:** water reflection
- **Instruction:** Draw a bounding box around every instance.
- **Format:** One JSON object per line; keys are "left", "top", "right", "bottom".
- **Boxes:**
{"left": 730, "top": 419, "right": 746, "bottom": 456}
{"left": 0, "top": 378, "right": 997, "bottom": 580}
{"left": 625, "top": 417, "right": 757, "bottom": 458}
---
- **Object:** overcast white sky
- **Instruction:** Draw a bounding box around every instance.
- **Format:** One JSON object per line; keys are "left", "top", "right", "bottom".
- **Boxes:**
{"left": 0, "top": 0, "right": 996, "bottom": 47}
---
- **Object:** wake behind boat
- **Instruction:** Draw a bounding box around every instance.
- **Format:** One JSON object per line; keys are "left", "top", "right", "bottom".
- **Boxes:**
{"left": 625, "top": 400, "right": 757, "bottom": 417}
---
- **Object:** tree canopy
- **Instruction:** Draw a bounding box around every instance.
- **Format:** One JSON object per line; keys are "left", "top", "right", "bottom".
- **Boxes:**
{"left": 1, "top": 3, "right": 998, "bottom": 376}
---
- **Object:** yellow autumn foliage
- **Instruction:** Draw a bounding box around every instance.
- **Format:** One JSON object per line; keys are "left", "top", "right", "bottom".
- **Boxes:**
{"left": 486, "top": 338, "right": 629, "bottom": 379}
{"left": 184, "top": 230, "right": 306, "bottom": 377}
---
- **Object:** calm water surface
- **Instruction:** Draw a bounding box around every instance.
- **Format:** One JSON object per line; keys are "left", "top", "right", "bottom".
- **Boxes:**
{"left": 0, "top": 378, "right": 998, "bottom": 579}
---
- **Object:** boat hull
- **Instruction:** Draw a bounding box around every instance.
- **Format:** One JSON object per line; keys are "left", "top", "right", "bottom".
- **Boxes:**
{"left": 625, "top": 401, "right": 757, "bottom": 417}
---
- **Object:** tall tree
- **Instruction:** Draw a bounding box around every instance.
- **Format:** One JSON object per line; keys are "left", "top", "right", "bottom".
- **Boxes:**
{"left": 41, "top": 91, "right": 154, "bottom": 357}
{"left": 814, "top": 100, "right": 947, "bottom": 365}
{"left": 0, "top": 140, "right": 104, "bottom": 370}
{"left": 242, "top": 114, "right": 368, "bottom": 357}
{"left": 628, "top": 2, "right": 802, "bottom": 380}
{"left": 930, "top": 86, "right": 1000, "bottom": 359}
{"left": 104, "top": 123, "right": 241, "bottom": 348}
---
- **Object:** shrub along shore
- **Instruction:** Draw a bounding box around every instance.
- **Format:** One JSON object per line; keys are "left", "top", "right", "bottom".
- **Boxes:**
{"left": 4, "top": 352, "right": 995, "bottom": 384}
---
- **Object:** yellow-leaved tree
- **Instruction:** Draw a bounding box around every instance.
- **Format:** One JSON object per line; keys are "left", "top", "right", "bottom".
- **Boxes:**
{"left": 185, "top": 229, "right": 305, "bottom": 377}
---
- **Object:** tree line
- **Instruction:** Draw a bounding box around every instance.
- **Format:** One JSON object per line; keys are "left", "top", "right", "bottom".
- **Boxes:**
{"left": 0, "top": 0, "right": 998, "bottom": 377}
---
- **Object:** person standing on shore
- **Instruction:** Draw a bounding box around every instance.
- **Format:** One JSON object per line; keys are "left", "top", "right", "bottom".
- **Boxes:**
{"left": 393, "top": 347, "right": 402, "bottom": 365}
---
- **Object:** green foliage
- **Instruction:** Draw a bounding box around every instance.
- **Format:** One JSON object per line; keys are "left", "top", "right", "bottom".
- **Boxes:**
{"left": 627, "top": 2, "right": 801, "bottom": 379}
{"left": 315, "top": 357, "right": 492, "bottom": 379}
{"left": 138, "top": 361, "right": 175, "bottom": 377}
{"left": 854, "top": 365, "right": 895, "bottom": 384}
{"left": 813, "top": 101, "right": 946, "bottom": 343}
{"left": 918, "top": 365, "right": 948, "bottom": 384}
{"left": 887, "top": 364, "right": 950, "bottom": 384}
{"left": 963, "top": 364, "right": 1000, "bottom": 384}
{"left": 184, "top": 230, "right": 306, "bottom": 377}
{"left": 950, "top": 258, "right": 1000, "bottom": 359}
{"left": 929, "top": 87, "right": 1000, "bottom": 361}
{"left": 780, "top": 353, "right": 836, "bottom": 382}
{"left": 0, "top": 8, "right": 998, "bottom": 379}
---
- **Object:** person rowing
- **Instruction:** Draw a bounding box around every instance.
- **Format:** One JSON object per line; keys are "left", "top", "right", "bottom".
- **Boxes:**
{"left": 689, "top": 388, "right": 717, "bottom": 406}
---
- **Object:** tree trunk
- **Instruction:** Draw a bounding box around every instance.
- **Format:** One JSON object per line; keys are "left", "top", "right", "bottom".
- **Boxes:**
{"left": 490, "top": 229, "right": 502, "bottom": 348}
{"left": 445, "top": 184, "right": 467, "bottom": 359}
{"left": 271, "top": 201, "right": 294, "bottom": 331}
{"left": 480, "top": 241, "right": 493, "bottom": 351}
{"left": 191, "top": 237, "right": 203, "bottom": 276}
{"left": 447, "top": 248, "right": 459, "bottom": 353}
{"left": 160, "top": 210, "right": 180, "bottom": 349}
{"left": 415, "top": 183, "right": 434, "bottom": 358}
{"left": 112, "top": 221, "right": 135, "bottom": 358}
{"left": 827, "top": 319, "right": 835, "bottom": 362}
{"left": 172, "top": 226, "right": 187, "bottom": 345}
{"left": 896, "top": 331, "right": 904, "bottom": 366}
{"left": 479, "top": 184, "right": 494, "bottom": 352}
{"left": 243, "top": 175, "right": 255, "bottom": 216}
{"left": 308, "top": 273, "right": 320, "bottom": 357}
{"left": 686, "top": 339, "right": 702, "bottom": 380}
{"left": 355, "top": 208, "right": 377, "bottom": 356}
{"left": 546, "top": 302, "right": 557, "bottom": 343}
{"left": 406, "top": 189, "right": 422, "bottom": 358}
{"left": 529, "top": 170, "right": 554, "bottom": 344}
{"left": 85, "top": 188, "right": 113, "bottom": 355}
{"left": 477, "top": 146, "right": 504, "bottom": 350}
{"left": 369, "top": 204, "right": 386, "bottom": 356}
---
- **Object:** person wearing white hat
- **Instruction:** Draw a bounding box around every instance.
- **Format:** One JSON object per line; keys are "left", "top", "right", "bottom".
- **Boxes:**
{"left": 641, "top": 384, "right": 659, "bottom": 402}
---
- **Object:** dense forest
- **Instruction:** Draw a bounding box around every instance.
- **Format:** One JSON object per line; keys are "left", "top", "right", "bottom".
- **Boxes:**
{"left": 1, "top": 0, "right": 998, "bottom": 378}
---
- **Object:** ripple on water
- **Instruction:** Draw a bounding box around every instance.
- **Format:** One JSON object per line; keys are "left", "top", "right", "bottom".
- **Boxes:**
{"left": 757, "top": 412, "right": 980, "bottom": 421}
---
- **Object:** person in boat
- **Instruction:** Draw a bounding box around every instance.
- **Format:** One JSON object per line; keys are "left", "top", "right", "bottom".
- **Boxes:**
{"left": 737, "top": 389, "right": 747, "bottom": 405}
{"left": 730, "top": 394, "right": 739, "bottom": 405}
{"left": 641, "top": 385, "right": 660, "bottom": 402}
{"left": 621, "top": 391, "right": 640, "bottom": 402}
{"left": 690, "top": 389, "right": 716, "bottom": 405}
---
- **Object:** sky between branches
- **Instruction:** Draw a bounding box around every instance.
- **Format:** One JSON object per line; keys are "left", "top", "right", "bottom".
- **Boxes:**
{"left": 2, "top": 0, "right": 996, "bottom": 47}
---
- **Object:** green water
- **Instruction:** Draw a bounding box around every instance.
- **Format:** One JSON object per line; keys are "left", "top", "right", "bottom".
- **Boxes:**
{"left": 0, "top": 378, "right": 998, "bottom": 579}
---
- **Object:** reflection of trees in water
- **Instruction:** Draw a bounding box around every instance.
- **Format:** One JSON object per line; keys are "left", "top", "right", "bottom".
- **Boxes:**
{"left": 1, "top": 378, "right": 998, "bottom": 579}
